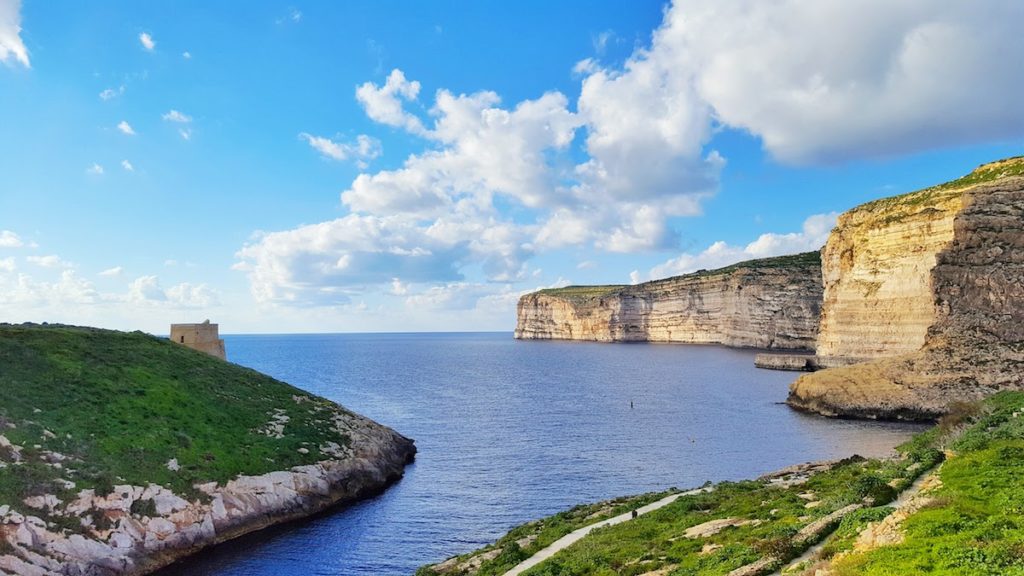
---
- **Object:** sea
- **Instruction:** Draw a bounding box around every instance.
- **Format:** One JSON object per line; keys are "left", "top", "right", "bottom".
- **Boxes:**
{"left": 156, "top": 332, "right": 926, "bottom": 576}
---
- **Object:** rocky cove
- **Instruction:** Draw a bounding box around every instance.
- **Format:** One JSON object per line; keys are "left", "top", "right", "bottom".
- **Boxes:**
{"left": 0, "top": 433, "right": 413, "bottom": 576}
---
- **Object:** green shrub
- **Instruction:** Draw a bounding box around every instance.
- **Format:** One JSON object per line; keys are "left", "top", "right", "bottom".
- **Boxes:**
{"left": 853, "top": 474, "right": 897, "bottom": 505}
{"left": 130, "top": 498, "right": 158, "bottom": 518}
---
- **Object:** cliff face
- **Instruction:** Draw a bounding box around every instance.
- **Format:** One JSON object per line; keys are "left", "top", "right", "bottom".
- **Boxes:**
{"left": 815, "top": 188, "right": 965, "bottom": 360}
{"left": 789, "top": 158, "right": 1024, "bottom": 419}
{"left": 515, "top": 253, "right": 822, "bottom": 350}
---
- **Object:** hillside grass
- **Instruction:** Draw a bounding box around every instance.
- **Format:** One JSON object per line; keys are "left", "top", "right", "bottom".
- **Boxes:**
{"left": 420, "top": 443, "right": 941, "bottom": 575}
{"left": 423, "top": 392, "right": 1024, "bottom": 576}
{"left": 0, "top": 323, "right": 353, "bottom": 515}
{"left": 829, "top": 392, "right": 1024, "bottom": 575}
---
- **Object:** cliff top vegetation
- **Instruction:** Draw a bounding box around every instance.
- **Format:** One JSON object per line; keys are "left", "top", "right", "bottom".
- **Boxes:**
{"left": 853, "top": 155, "right": 1024, "bottom": 221}
{"left": 0, "top": 323, "right": 358, "bottom": 527}
{"left": 533, "top": 252, "right": 821, "bottom": 303}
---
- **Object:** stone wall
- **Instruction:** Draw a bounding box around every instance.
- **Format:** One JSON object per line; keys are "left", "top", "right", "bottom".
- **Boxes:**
{"left": 515, "top": 253, "right": 823, "bottom": 351}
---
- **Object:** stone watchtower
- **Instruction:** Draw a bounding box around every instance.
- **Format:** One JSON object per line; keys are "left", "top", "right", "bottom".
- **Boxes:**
{"left": 169, "top": 320, "right": 226, "bottom": 360}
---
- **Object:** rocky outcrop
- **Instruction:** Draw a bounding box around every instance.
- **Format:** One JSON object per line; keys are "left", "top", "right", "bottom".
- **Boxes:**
{"left": 0, "top": 415, "right": 415, "bottom": 575}
{"left": 789, "top": 158, "right": 1024, "bottom": 419}
{"left": 515, "top": 253, "right": 823, "bottom": 350}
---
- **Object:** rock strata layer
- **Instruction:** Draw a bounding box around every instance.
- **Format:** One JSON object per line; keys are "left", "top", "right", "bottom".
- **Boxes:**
{"left": 0, "top": 416, "right": 415, "bottom": 575}
{"left": 789, "top": 159, "right": 1024, "bottom": 419}
{"left": 515, "top": 253, "right": 822, "bottom": 350}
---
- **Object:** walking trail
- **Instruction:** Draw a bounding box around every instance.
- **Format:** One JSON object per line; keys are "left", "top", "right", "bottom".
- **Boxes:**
{"left": 503, "top": 487, "right": 711, "bottom": 576}
{"left": 774, "top": 464, "right": 942, "bottom": 575}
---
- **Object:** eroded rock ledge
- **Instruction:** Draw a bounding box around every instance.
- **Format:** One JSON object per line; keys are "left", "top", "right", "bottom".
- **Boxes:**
{"left": 0, "top": 422, "right": 414, "bottom": 576}
{"left": 515, "top": 252, "right": 822, "bottom": 350}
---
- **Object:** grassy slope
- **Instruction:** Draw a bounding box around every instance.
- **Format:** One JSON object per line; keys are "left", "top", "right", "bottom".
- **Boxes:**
{"left": 830, "top": 393, "right": 1024, "bottom": 575}
{"left": 423, "top": 393, "right": 1024, "bottom": 576}
{"left": 851, "top": 156, "right": 1024, "bottom": 225}
{"left": 0, "top": 324, "right": 355, "bottom": 517}
{"left": 534, "top": 252, "right": 822, "bottom": 304}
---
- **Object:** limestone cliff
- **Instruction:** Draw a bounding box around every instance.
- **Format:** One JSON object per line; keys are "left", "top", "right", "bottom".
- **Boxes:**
{"left": 789, "top": 158, "right": 1024, "bottom": 419}
{"left": 515, "top": 252, "right": 822, "bottom": 350}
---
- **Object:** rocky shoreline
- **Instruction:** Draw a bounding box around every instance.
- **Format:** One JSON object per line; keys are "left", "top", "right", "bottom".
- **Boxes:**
{"left": 0, "top": 422, "right": 415, "bottom": 576}
{"left": 0, "top": 324, "right": 418, "bottom": 576}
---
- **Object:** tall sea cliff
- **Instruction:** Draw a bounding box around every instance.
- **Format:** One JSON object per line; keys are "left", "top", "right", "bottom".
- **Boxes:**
{"left": 788, "top": 157, "right": 1024, "bottom": 419}
{"left": 515, "top": 252, "right": 822, "bottom": 350}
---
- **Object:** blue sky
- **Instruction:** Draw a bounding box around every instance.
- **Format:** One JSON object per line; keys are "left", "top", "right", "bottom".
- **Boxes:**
{"left": 1, "top": 1, "right": 1022, "bottom": 333}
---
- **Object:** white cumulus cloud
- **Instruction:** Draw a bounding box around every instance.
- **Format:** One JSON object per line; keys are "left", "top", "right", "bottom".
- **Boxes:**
{"left": 99, "top": 266, "right": 123, "bottom": 277}
{"left": 117, "top": 120, "right": 136, "bottom": 136}
{"left": 139, "top": 32, "right": 155, "bottom": 51}
{"left": 355, "top": 69, "right": 427, "bottom": 135}
{"left": 86, "top": 163, "right": 104, "bottom": 175}
{"left": 669, "top": 0, "right": 1024, "bottom": 163}
{"left": 128, "top": 275, "right": 166, "bottom": 302}
{"left": 648, "top": 212, "right": 837, "bottom": 281}
{"left": 121, "top": 160, "right": 134, "bottom": 172}
{"left": 0, "top": 0, "right": 29, "bottom": 68}
{"left": 99, "top": 86, "right": 125, "bottom": 101}
{"left": 162, "top": 109, "right": 192, "bottom": 123}
{"left": 299, "top": 133, "right": 381, "bottom": 165}
{"left": 0, "top": 230, "right": 23, "bottom": 248}
{"left": 27, "top": 255, "right": 73, "bottom": 269}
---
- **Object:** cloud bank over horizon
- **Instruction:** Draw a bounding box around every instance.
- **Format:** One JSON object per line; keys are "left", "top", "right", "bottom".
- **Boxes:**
{"left": 5, "top": 0, "right": 1023, "bottom": 331}
{"left": 237, "top": 0, "right": 1024, "bottom": 312}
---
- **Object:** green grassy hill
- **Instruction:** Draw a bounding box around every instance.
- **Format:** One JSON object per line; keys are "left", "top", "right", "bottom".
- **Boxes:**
{"left": 0, "top": 323, "right": 377, "bottom": 522}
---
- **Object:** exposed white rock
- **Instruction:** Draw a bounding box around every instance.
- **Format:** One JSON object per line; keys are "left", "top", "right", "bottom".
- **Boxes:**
{"left": 23, "top": 494, "right": 62, "bottom": 511}
{"left": 0, "top": 411, "right": 415, "bottom": 576}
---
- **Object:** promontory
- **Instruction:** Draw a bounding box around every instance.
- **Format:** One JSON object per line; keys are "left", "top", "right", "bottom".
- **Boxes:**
{"left": 0, "top": 323, "right": 415, "bottom": 575}
{"left": 515, "top": 251, "right": 822, "bottom": 351}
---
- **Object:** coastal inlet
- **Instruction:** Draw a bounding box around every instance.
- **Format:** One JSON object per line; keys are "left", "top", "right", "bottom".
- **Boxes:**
{"left": 162, "top": 333, "right": 926, "bottom": 576}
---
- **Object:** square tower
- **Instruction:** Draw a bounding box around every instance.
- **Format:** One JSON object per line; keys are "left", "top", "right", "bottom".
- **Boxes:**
{"left": 169, "top": 320, "right": 226, "bottom": 360}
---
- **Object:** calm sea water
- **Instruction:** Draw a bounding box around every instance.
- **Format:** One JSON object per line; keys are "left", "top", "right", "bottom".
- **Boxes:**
{"left": 157, "top": 333, "right": 925, "bottom": 576}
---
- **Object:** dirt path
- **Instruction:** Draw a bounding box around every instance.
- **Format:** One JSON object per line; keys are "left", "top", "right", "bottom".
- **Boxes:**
{"left": 775, "top": 465, "right": 941, "bottom": 575}
{"left": 502, "top": 487, "right": 712, "bottom": 576}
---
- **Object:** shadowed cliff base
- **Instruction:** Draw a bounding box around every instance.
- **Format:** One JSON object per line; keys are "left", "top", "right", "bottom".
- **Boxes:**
{"left": 515, "top": 252, "right": 823, "bottom": 350}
